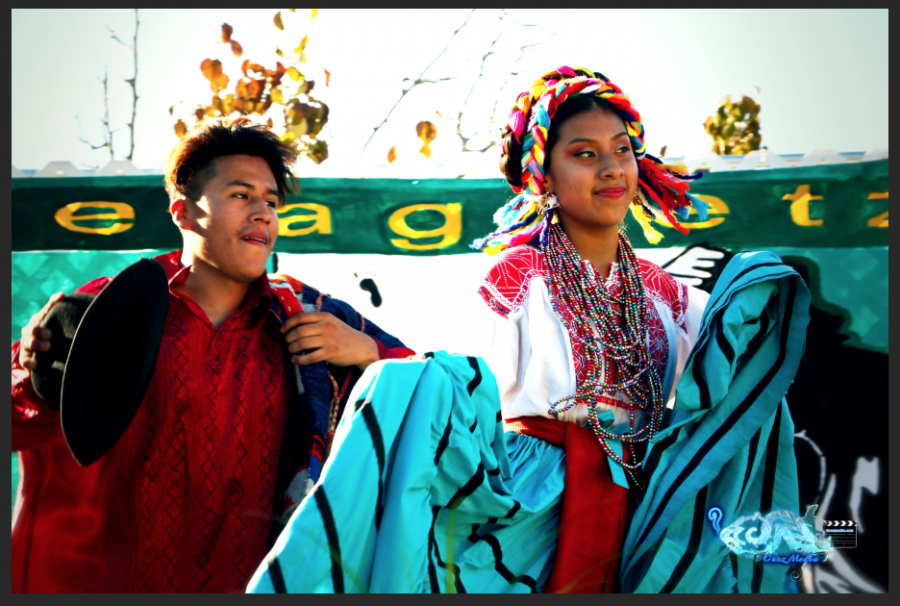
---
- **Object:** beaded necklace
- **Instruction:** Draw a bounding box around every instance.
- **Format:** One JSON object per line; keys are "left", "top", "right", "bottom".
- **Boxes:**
{"left": 544, "top": 220, "right": 665, "bottom": 495}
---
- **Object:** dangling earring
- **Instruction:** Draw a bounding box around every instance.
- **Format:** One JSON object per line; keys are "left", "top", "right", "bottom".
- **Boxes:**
{"left": 539, "top": 192, "right": 559, "bottom": 212}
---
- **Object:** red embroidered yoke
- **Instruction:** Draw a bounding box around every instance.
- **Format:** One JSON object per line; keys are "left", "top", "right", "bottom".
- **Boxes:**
{"left": 477, "top": 245, "right": 707, "bottom": 426}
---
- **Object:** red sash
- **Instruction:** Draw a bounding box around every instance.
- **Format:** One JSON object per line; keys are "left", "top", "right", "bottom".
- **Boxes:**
{"left": 505, "top": 416, "right": 631, "bottom": 593}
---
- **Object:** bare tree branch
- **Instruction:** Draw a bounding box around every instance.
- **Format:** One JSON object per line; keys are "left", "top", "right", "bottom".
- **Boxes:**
{"left": 125, "top": 9, "right": 139, "bottom": 160}
{"left": 360, "top": 9, "right": 475, "bottom": 154}
{"left": 454, "top": 18, "right": 504, "bottom": 153}
{"left": 406, "top": 76, "right": 461, "bottom": 86}
{"left": 487, "top": 31, "right": 557, "bottom": 122}
{"left": 75, "top": 115, "right": 102, "bottom": 169}
{"left": 455, "top": 17, "right": 558, "bottom": 153}
{"left": 106, "top": 24, "right": 134, "bottom": 52}
{"left": 101, "top": 10, "right": 139, "bottom": 161}
{"left": 100, "top": 67, "right": 114, "bottom": 163}
{"left": 76, "top": 67, "right": 116, "bottom": 165}
{"left": 500, "top": 9, "right": 567, "bottom": 28}
{"left": 363, "top": 8, "right": 566, "bottom": 162}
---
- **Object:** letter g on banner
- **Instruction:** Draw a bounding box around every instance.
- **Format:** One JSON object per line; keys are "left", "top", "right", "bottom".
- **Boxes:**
{"left": 388, "top": 203, "right": 462, "bottom": 251}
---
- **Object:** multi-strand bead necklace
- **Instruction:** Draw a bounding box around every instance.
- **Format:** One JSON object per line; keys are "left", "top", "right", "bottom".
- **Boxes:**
{"left": 544, "top": 221, "right": 665, "bottom": 495}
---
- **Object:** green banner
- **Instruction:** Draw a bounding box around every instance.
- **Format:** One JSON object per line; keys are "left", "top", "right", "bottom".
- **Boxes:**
{"left": 11, "top": 161, "right": 888, "bottom": 254}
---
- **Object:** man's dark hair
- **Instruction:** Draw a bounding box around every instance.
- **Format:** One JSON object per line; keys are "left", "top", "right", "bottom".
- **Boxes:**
{"left": 164, "top": 117, "right": 299, "bottom": 206}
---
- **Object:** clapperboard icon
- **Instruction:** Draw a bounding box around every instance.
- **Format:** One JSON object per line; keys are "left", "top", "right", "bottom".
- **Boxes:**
{"left": 823, "top": 520, "right": 857, "bottom": 548}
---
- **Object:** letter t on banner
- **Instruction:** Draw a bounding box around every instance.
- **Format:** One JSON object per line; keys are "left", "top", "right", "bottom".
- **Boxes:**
{"left": 783, "top": 185, "right": 824, "bottom": 226}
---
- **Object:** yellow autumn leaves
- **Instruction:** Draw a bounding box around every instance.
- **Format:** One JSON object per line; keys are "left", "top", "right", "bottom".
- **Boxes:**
{"left": 220, "top": 22, "right": 243, "bottom": 57}
{"left": 201, "top": 58, "right": 229, "bottom": 93}
{"left": 173, "top": 9, "right": 329, "bottom": 165}
{"left": 274, "top": 9, "right": 318, "bottom": 31}
{"left": 705, "top": 93, "right": 762, "bottom": 156}
{"left": 388, "top": 120, "right": 438, "bottom": 163}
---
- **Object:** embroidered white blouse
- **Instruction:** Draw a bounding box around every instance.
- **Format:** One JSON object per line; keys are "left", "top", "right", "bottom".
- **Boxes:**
{"left": 475, "top": 245, "right": 710, "bottom": 428}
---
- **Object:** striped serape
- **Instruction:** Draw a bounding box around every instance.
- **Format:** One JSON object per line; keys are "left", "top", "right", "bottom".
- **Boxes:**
{"left": 620, "top": 251, "right": 811, "bottom": 593}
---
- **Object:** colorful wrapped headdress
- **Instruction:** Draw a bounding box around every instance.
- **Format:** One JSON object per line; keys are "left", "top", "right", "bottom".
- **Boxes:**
{"left": 473, "top": 66, "right": 710, "bottom": 255}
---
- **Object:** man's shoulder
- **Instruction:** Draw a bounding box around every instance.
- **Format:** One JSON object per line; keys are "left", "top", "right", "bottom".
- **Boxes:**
{"left": 75, "top": 276, "right": 113, "bottom": 296}
{"left": 268, "top": 273, "right": 308, "bottom": 296}
{"left": 267, "top": 273, "right": 356, "bottom": 317}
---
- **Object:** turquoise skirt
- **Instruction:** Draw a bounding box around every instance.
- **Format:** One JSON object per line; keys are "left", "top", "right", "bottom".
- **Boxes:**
{"left": 247, "top": 251, "right": 809, "bottom": 594}
{"left": 247, "top": 352, "right": 565, "bottom": 593}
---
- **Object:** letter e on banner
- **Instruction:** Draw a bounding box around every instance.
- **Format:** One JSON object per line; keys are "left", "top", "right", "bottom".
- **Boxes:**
{"left": 658, "top": 194, "right": 729, "bottom": 229}
{"left": 54, "top": 202, "right": 135, "bottom": 235}
{"left": 389, "top": 203, "right": 462, "bottom": 250}
{"left": 687, "top": 194, "right": 729, "bottom": 228}
{"left": 278, "top": 203, "right": 332, "bottom": 236}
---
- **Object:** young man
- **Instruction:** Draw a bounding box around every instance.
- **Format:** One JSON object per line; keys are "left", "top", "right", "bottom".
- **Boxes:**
{"left": 11, "top": 117, "right": 415, "bottom": 593}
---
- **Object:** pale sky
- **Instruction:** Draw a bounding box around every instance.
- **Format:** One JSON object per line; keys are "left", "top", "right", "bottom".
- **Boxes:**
{"left": 11, "top": 9, "right": 889, "bottom": 173}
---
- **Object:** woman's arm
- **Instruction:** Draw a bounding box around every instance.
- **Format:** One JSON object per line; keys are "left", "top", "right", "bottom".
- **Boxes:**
{"left": 668, "top": 285, "right": 711, "bottom": 407}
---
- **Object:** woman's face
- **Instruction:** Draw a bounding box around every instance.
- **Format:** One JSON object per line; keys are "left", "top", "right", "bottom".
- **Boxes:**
{"left": 544, "top": 107, "right": 638, "bottom": 237}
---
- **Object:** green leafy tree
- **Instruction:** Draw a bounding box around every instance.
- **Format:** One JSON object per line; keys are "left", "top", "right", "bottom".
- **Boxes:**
{"left": 704, "top": 93, "right": 761, "bottom": 156}
{"left": 172, "top": 9, "right": 329, "bottom": 164}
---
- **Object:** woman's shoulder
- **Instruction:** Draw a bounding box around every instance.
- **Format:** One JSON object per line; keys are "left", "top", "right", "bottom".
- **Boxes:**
{"left": 477, "top": 245, "right": 549, "bottom": 318}
{"left": 638, "top": 258, "right": 686, "bottom": 304}
{"left": 637, "top": 258, "right": 691, "bottom": 329}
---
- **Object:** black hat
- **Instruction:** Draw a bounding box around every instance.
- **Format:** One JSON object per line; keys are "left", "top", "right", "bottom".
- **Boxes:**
{"left": 31, "top": 258, "right": 170, "bottom": 466}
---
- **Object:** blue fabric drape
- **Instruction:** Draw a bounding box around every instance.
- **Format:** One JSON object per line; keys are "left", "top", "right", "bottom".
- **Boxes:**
{"left": 248, "top": 251, "right": 809, "bottom": 593}
{"left": 248, "top": 352, "right": 564, "bottom": 593}
{"left": 620, "top": 251, "right": 810, "bottom": 593}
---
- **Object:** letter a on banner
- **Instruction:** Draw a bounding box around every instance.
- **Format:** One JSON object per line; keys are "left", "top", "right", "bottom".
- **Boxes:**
{"left": 279, "top": 203, "right": 333, "bottom": 236}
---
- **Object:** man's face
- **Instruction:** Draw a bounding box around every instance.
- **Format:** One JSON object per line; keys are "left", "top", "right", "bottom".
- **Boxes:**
{"left": 181, "top": 154, "right": 280, "bottom": 285}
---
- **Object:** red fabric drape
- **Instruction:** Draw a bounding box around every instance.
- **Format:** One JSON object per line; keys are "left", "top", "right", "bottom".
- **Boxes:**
{"left": 506, "top": 416, "right": 631, "bottom": 593}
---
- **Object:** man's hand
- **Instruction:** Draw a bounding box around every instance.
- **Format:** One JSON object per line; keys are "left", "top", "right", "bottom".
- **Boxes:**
{"left": 19, "top": 291, "right": 66, "bottom": 375}
{"left": 281, "top": 311, "right": 379, "bottom": 371}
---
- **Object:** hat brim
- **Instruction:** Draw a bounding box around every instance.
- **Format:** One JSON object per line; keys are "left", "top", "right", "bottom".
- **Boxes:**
{"left": 31, "top": 293, "right": 95, "bottom": 410}
{"left": 60, "top": 258, "right": 170, "bottom": 466}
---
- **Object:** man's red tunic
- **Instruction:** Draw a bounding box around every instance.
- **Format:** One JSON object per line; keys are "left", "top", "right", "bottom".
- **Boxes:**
{"left": 11, "top": 251, "right": 411, "bottom": 593}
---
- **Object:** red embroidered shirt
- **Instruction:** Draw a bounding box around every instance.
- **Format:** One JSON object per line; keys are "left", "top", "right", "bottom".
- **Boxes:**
{"left": 11, "top": 251, "right": 412, "bottom": 593}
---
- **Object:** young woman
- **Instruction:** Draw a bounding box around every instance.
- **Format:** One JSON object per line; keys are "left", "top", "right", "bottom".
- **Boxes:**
{"left": 247, "top": 66, "right": 807, "bottom": 595}
{"left": 470, "top": 65, "right": 712, "bottom": 592}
